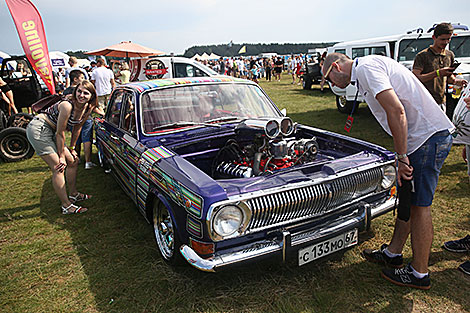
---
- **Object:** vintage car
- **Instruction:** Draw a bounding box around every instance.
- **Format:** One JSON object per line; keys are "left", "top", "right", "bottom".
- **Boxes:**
{"left": 94, "top": 76, "right": 397, "bottom": 272}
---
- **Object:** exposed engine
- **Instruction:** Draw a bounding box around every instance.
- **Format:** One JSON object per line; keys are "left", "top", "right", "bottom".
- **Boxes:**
{"left": 212, "top": 118, "right": 319, "bottom": 178}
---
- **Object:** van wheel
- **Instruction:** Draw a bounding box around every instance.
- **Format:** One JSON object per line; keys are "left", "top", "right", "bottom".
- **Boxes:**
{"left": 0, "top": 127, "right": 35, "bottom": 162}
{"left": 336, "top": 96, "right": 355, "bottom": 114}
{"left": 302, "top": 77, "right": 312, "bottom": 90}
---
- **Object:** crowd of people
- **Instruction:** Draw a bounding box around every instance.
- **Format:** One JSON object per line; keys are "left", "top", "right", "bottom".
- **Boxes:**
{"left": 199, "top": 54, "right": 316, "bottom": 85}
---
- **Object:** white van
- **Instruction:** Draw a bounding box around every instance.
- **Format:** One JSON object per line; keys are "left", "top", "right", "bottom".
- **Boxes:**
{"left": 328, "top": 25, "right": 470, "bottom": 113}
{"left": 127, "top": 56, "right": 219, "bottom": 82}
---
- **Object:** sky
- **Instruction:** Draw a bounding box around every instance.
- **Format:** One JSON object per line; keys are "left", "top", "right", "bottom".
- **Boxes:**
{"left": 2, "top": 0, "right": 470, "bottom": 56}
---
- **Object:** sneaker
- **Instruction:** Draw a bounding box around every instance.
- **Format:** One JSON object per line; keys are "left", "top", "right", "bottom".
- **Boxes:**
{"left": 459, "top": 260, "right": 470, "bottom": 275}
{"left": 85, "top": 162, "right": 97, "bottom": 170}
{"left": 362, "top": 244, "right": 404, "bottom": 268}
{"left": 381, "top": 264, "right": 431, "bottom": 290}
{"left": 443, "top": 235, "right": 470, "bottom": 253}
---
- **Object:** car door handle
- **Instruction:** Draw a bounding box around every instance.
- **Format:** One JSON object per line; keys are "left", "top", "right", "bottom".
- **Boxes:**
{"left": 110, "top": 134, "right": 120, "bottom": 141}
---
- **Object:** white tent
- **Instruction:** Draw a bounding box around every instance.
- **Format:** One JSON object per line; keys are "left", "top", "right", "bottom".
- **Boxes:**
{"left": 191, "top": 53, "right": 201, "bottom": 60}
{"left": 209, "top": 53, "right": 220, "bottom": 60}
{"left": 199, "top": 52, "right": 210, "bottom": 60}
{"left": 49, "top": 51, "right": 69, "bottom": 69}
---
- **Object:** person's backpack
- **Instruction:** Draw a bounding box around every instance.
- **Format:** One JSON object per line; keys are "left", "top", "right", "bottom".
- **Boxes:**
{"left": 31, "top": 94, "right": 65, "bottom": 113}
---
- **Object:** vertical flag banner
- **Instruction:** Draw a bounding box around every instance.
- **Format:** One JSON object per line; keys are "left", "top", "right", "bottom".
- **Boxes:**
{"left": 238, "top": 45, "right": 246, "bottom": 54}
{"left": 5, "top": 0, "right": 55, "bottom": 94}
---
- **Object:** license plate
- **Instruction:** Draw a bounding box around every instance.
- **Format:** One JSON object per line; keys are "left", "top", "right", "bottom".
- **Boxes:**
{"left": 298, "top": 229, "right": 358, "bottom": 266}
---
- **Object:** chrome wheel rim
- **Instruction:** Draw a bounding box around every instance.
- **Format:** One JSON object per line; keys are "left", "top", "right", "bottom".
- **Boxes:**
{"left": 153, "top": 203, "right": 174, "bottom": 260}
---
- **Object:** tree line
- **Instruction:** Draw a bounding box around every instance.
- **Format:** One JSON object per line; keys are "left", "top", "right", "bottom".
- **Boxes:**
{"left": 64, "top": 42, "right": 337, "bottom": 60}
{"left": 183, "top": 42, "right": 337, "bottom": 57}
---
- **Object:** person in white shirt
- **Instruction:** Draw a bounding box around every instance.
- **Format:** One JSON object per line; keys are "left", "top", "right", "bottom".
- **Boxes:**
{"left": 322, "top": 53, "right": 454, "bottom": 290}
{"left": 91, "top": 58, "right": 116, "bottom": 111}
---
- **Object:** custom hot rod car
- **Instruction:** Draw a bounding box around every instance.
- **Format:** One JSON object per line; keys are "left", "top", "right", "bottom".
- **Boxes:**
{"left": 95, "top": 76, "right": 397, "bottom": 272}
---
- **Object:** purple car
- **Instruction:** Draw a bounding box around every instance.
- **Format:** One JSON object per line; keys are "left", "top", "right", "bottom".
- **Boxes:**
{"left": 95, "top": 76, "right": 397, "bottom": 272}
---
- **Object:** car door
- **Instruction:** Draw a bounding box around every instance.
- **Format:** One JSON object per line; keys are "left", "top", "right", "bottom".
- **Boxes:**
{"left": 100, "top": 89, "right": 138, "bottom": 200}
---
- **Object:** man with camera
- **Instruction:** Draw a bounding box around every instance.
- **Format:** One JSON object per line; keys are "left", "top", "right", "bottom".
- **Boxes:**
{"left": 413, "top": 22, "right": 467, "bottom": 114}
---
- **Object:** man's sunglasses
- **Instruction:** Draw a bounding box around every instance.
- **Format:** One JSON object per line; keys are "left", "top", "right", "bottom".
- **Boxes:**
{"left": 322, "top": 62, "right": 336, "bottom": 83}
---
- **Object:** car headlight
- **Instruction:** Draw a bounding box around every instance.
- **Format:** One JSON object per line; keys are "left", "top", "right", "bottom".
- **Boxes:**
{"left": 213, "top": 205, "right": 244, "bottom": 237}
{"left": 381, "top": 165, "right": 396, "bottom": 189}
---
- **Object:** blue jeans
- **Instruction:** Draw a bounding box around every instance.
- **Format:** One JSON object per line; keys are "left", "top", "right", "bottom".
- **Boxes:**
{"left": 408, "top": 130, "right": 452, "bottom": 207}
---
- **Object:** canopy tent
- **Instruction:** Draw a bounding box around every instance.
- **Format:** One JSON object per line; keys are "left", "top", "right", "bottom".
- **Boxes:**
{"left": 199, "top": 52, "right": 210, "bottom": 60}
{"left": 191, "top": 54, "right": 201, "bottom": 60}
{"left": 209, "top": 53, "right": 220, "bottom": 60}
{"left": 49, "top": 51, "right": 69, "bottom": 69}
{"left": 86, "top": 41, "right": 164, "bottom": 58}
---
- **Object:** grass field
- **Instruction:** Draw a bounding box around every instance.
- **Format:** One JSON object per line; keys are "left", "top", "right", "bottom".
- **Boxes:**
{"left": 1, "top": 75, "right": 469, "bottom": 312}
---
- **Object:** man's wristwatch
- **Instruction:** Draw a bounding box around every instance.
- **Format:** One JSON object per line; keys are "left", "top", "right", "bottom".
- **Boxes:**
{"left": 395, "top": 153, "right": 407, "bottom": 159}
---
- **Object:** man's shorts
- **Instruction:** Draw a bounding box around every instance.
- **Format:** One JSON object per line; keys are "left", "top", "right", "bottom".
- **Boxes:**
{"left": 77, "top": 118, "right": 93, "bottom": 144}
{"left": 97, "top": 94, "right": 110, "bottom": 111}
{"left": 26, "top": 116, "right": 57, "bottom": 156}
{"left": 408, "top": 130, "right": 452, "bottom": 207}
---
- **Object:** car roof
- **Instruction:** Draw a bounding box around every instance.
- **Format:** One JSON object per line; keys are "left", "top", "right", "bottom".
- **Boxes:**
{"left": 122, "top": 76, "right": 251, "bottom": 93}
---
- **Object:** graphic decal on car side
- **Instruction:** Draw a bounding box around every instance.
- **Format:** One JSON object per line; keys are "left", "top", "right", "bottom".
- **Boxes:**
{"left": 135, "top": 146, "right": 203, "bottom": 220}
{"left": 187, "top": 215, "right": 202, "bottom": 238}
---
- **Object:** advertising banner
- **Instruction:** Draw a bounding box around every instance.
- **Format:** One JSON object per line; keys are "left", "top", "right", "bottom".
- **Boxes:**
{"left": 5, "top": 0, "right": 55, "bottom": 94}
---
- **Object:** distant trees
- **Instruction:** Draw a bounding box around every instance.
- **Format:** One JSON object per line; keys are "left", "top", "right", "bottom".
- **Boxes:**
{"left": 183, "top": 42, "right": 337, "bottom": 57}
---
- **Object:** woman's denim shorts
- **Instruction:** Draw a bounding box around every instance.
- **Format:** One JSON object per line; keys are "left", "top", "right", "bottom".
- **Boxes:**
{"left": 26, "top": 116, "right": 57, "bottom": 156}
{"left": 408, "top": 130, "right": 452, "bottom": 207}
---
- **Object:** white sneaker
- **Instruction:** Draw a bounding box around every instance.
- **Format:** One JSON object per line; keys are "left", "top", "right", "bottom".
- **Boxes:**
{"left": 85, "top": 162, "right": 97, "bottom": 170}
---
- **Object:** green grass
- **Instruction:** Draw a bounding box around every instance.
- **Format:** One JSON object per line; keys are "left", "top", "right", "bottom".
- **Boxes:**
{"left": 1, "top": 75, "right": 469, "bottom": 312}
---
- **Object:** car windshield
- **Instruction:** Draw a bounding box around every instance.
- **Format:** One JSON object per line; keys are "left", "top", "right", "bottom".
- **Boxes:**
{"left": 141, "top": 83, "right": 281, "bottom": 134}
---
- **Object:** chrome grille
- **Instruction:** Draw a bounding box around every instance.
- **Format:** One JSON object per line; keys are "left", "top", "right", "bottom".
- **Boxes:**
{"left": 245, "top": 167, "right": 382, "bottom": 232}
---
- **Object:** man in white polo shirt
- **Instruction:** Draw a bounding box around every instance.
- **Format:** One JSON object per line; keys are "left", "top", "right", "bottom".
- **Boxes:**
{"left": 91, "top": 58, "right": 116, "bottom": 111}
{"left": 322, "top": 52, "right": 454, "bottom": 290}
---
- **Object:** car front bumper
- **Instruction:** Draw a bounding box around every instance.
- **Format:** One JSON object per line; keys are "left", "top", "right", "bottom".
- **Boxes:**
{"left": 180, "top": 196, "right": 396, "bottom": 272}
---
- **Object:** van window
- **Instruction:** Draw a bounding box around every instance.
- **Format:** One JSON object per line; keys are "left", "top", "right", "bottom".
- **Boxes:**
{"left": 450, "top": 35, "right": 470, "bottom": 58}
{"left": 334, "top": 49, "right": 346, "bottom": 55}
{"left": 397, "top": 38, "right": 433, "bottom": 61}
{"left": 352, "top": 47, "right": 387, "bottom": 59}
{"left": 174, "top": 63, "right": 209, "bottom": 78}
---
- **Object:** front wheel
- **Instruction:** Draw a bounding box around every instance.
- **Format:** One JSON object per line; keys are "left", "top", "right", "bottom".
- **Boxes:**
{"left": 152, "top": 200, "right": 183, "bottom": 265}
{"left": 302, "top": 76, "right": 312, "bottom": 90}
{"left": 336, "top": 95, "right": 355, "bottom": 114}
{"left": 0, "top": 127, "right": 35, "bottom": 162}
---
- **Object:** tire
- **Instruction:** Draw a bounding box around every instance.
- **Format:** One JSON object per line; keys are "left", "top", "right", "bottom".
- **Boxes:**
{"left": 152, "top": 200, "right": 183, "bottom": 265}
{"left": 0, "top": 127, "right": 35, "bottom": 162}
{"left": 302, "top": 76, "right": 312, "bottom": 90}
{"left": 0, "top": 110, "right": 7, "bottom": 131}
{"left": 336, "top": 95, "right": 355, "bottom": 114}
{"left": 7, "top": 113, "right": 34, "bottom": 128}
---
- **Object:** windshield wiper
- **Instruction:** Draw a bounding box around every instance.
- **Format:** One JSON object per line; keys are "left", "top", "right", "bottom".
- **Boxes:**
{"left": 152, "top": 121, "right": 221, "bottom": 131}
{"left": 454, "top": 36, "right": 470, "bottom": 52}
{"left": 205, "top": 116, "right": 242, "bottom": 124}
{"left": 400, "top": 33, "right": 422, "bottom": 54}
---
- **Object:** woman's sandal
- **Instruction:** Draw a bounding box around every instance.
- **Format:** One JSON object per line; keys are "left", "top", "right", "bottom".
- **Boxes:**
{"left": 61, "top": 203, "right": 87, "bottom": 215}
{"left": 69, "top": 192, "right": 92, "bottom": 203}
